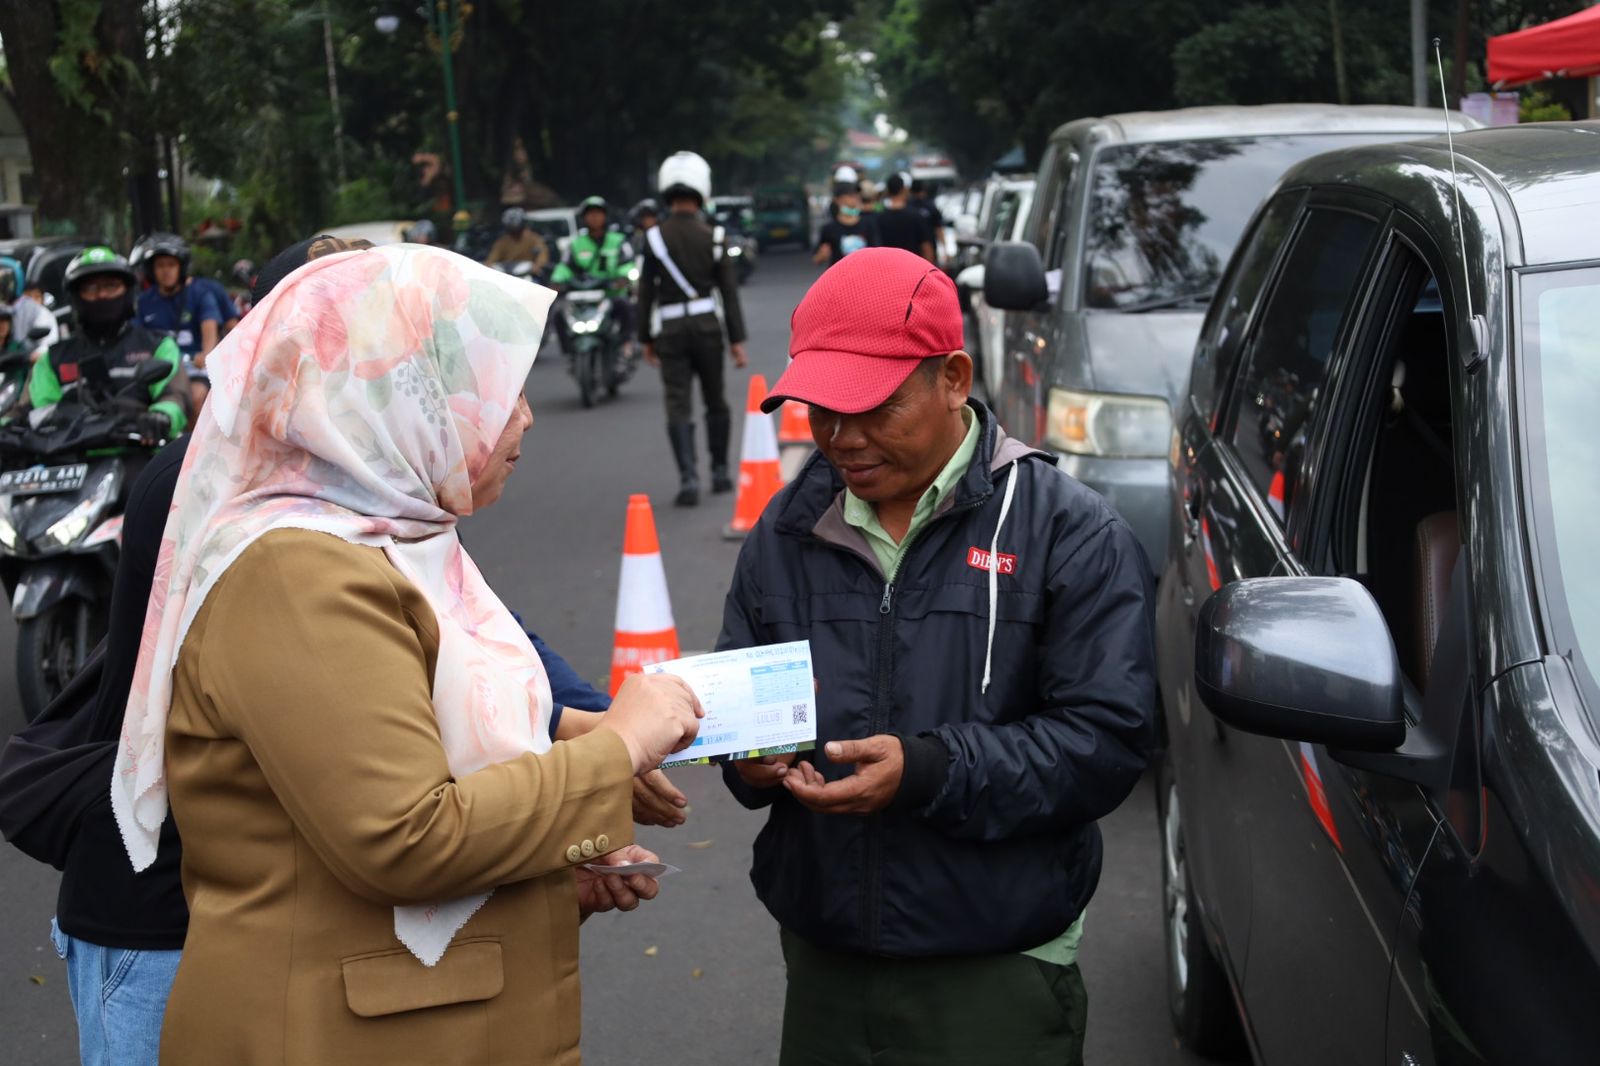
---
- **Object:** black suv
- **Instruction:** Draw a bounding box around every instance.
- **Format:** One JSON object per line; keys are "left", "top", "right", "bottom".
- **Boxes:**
{"left": 1157, "top": 123, "right": 1600, "bottom": 1064}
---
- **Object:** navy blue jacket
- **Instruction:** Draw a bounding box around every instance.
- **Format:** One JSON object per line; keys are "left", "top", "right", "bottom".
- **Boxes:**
{"left": 718, "top": 401, "right": 1157, "bottom": 957}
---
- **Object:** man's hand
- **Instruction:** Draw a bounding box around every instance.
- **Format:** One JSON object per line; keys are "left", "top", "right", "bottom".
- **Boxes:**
{"left": 732, "top": 752, "right": 796, "bottom": 790}
{"left": 633, "top": 768, "right": 688, "bottom": 827}
{"left": 136, "top": 410, "right": 171, "bottom": 446}
{"left": 577, "top": 844, "right": 662, "bottom": 920}
{"left": 782, "top": 737, "right": 903, "bottom": 815}
{"left": 730, "top": 342, "right": 749, "bottom": 369}
{"left": 643, "top": 342, "right": 659, "bottom": 367}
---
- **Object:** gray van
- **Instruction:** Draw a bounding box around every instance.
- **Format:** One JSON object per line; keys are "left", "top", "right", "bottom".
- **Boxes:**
{"left": 983, "top": 105, "right": 1477, "bottom": 570}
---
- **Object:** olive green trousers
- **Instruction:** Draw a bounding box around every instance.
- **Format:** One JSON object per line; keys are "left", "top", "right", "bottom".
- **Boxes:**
{"left": 778, "top": 928, "right": 1088, "bottom": 1066}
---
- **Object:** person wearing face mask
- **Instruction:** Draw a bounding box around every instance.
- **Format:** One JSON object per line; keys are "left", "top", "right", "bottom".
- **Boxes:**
{"left": 717, "top": 248, "right": 1157, "bottom": 1066}
{"left": 813, "top": 187, "right": 878, "bottom": 267}
{"left": 19, "top": 247, "right": 189, "bottom": 447}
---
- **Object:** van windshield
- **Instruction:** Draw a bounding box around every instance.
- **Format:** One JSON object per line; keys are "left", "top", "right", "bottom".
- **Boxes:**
{"left": 1522, "top": 266, "right": 1600, "bottom": 715}
{"left": 1083, "top": 135, "right": 1399, "bottom": 311}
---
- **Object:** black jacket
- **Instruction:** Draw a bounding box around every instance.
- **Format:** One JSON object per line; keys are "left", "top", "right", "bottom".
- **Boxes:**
{"left": 718, "top": 402, "right": 1156, "bottom": 958}
{"left": 636, "top": 212, "right": 747, "bottom": 345}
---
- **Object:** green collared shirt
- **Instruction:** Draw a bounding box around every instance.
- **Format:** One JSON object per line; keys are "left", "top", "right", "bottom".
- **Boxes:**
{"left": 840, "top": 405, "right": 1085, "bottom": 966}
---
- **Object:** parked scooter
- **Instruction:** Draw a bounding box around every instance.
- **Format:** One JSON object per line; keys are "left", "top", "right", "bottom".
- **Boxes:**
{"left": 0, "top": 359, "right": 169, "bottom": 718}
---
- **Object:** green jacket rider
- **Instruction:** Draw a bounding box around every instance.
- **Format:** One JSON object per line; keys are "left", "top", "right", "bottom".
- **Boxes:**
{"left": 550, "top": 196, "right": 634, "bottom": 295}
{"left": 21, "top": 247, "right": 189, "bottom": 445}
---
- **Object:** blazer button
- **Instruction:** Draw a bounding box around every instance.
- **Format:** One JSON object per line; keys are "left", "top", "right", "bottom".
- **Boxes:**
{"left": 595, "top": 834, "right": 610, "bottom": 852}
{"left": 566, "top": 845, "right": 582, "bottom": 863}
{"left": 580, "top": 839, "right": 597, "bottom": 858}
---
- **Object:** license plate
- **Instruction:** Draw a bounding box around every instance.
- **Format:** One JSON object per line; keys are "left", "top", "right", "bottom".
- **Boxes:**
{"left": 0, "top": 463, "right": 88, "bottom": 496}
{"left": 770, "top": 227, "right": 790, "bottom": 238}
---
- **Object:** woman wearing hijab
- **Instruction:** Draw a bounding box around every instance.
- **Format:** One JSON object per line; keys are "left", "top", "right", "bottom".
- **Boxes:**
{"left": 111, "top": 244, "right": 702, "bottom": 1063}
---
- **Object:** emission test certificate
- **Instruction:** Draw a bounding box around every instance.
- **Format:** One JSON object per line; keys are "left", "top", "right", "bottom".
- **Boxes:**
{"left": 645, "top": 641, "right": 816, "bottom": 768}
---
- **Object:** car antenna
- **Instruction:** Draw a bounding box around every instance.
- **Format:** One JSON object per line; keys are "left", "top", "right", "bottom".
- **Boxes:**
{"left": 1434, "top": 36, "right": 1487, "bottom": 370}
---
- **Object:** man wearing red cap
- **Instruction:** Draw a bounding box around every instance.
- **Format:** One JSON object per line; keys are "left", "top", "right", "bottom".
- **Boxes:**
{"left": 715, "top": 248, "right": 1156, "bottom": 1064}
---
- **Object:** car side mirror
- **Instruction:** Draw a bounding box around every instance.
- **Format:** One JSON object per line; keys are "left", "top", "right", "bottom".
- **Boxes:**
{"left": 1195, "top": 577, "right": 1406, "bottom": 751}
{"left": 983, "top": 241, "right": 1049, "bottom": 311}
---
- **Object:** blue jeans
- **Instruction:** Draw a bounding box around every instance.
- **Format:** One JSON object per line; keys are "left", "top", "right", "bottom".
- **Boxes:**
{"left": 49, "top": 919, "right": 180, "bottom": 1066}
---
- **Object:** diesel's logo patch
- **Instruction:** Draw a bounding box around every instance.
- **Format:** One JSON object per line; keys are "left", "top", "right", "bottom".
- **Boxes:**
{"left": 966, "top": 547, "right": 1016, "bottom": 575}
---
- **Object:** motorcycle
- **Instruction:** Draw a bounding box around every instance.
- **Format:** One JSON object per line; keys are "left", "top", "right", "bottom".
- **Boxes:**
{"left": 0, "top": 326, "right": 54, "bottom": 418}
{"left": 0, "top": 359, "right": 169, "bottom": 719}
{"left": 558, "top": 278, "right": 632, "bottom": 408}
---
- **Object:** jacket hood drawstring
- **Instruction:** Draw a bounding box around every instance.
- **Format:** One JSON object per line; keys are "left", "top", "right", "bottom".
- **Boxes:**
{"left": 982, "top": 459, "right": 1020, "bottom": 694}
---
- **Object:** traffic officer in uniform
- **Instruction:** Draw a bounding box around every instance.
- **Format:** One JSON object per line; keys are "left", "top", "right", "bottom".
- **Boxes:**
{"left": 637, "top": 151, "right": 748, "bottom": 507}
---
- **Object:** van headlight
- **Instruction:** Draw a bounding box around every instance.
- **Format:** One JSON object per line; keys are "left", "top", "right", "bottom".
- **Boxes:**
{"left": 1046, "top": 388, "right": 1172, "bottom": 458}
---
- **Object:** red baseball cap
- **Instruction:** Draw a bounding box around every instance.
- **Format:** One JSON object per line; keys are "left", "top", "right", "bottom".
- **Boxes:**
{"left": 763, "top": 248, "right": 964, "bottom": 414}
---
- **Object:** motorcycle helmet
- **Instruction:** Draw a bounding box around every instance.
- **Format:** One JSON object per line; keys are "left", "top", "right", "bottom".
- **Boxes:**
{"left": 64, "top": 246, "right": 138, "bottom": 334}
{"left": 139, "top": 231, "right": 192, "bottom": 286}
{"left": 658, "top": 151, "right": 712, "bottom": 206}
{"left": 630, "top": 198, "right": 660, "bottom": 225}
{"left": 502, "top": 206, "right": 527, "bottom": 231}
{"left": 231, "top": 258, "right": 257, "bottom": 285}
{"left": 405, "top": 218, "right": 437, "bottom": 243}
{"left": 833, "top": 164, "right": 860, "bottom": 186}
{"left": 579, "top": 195, "right": 608, "bottom": 215}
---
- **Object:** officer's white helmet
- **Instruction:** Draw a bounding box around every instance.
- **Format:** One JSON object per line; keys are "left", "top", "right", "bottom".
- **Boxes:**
{"left": 658, "top": 151, "right": 712, "bottom": 205}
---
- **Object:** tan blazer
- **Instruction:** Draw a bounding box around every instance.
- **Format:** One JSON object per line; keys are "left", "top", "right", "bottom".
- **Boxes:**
{"left": 160, "top": 529, "right": 634, "bottom": 1064}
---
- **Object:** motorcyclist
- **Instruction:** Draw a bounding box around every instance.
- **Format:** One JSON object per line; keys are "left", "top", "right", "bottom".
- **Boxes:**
{"left": 485, "top": 206, "right": 551, "bottom": 274}
{"left": 134, "top": 233, "right": 225, "bottom": 410}
{"left": 19, "top": 247, "right": 189, "bottom": 447}
{"left": 0, "top": 303, "right": 21, "bottom": 354}
{"left": 629, "top": 198, "right": 661, "bottom": 251}
{"left": 405, "top": 218, "right": 438, "bottom": 245}
{"left": 551, "top": 196, "right": 636, "bottom": 356}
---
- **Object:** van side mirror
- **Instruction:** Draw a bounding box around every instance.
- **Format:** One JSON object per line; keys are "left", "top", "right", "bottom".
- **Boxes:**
{"left": 1195, "top": 577, "right": 1406, "bottom": 751}
{"left": 983, "top": 241, "right": 1049, "bottom": 311}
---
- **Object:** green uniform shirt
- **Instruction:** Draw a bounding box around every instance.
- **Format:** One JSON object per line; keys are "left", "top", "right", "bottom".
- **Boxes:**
{"left": 550, "top": 229, "right": 631, "bottom": 291}
{"left": 842, "top": 406, "right": 1085, "bottom": 966}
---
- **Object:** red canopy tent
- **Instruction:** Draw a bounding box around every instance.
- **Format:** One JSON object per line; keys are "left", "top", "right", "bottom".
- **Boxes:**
{"left": 1488, "top": 4, "right": 1600, "bottom": 87}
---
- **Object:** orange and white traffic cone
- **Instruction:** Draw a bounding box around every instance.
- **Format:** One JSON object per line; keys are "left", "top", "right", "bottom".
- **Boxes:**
{"left": 777, "top": 400, "right": 813, "bottom": 483}
{"left": 778, "top": 400, "right": 811, "bottom": 445}
{"left": 609, "top": 493, "right": 681, "bottom": 695}
{"left": 723, "top": 375, "right": 784, "bottom": 540}
{"left": 1267, "top": 469, "right": 1286, "bottom": 522}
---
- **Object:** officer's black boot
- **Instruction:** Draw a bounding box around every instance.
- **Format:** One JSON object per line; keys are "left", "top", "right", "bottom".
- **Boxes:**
{"left": 668, "top": 423, "right": 700, "bottom": 507}
{"left": 707, "top": 412, "right": 734, "bottom": 494}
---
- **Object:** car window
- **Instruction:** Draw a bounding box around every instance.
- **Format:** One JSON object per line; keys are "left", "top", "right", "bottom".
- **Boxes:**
{"left": 1226, "top": 207, "right": 1379, "bottom": 522}
{"left": 1081, "top": 135, "right": 1408, "bottom": 312}
{"left": 1521, "top": 266, "right": 1600, "bottom": 726}
{"left": 1189, "top": 191, "right": 1304, "bottom": 430}
{"left": 1043, "top": 152, "right": 1079, "bottom": 272}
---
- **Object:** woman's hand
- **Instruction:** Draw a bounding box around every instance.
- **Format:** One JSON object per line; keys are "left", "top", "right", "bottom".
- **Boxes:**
{"left": 577, "top": 844, "right": 662, "bottom": 921}
{"left": 633, "top": 769, "right": 688, "bottom": 827}
{"left": 599, "top": 674, "right": 703, "bottom": 774}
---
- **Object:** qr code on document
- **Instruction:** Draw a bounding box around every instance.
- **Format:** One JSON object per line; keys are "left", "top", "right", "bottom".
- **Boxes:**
{"left": 792, "top": 704, "right": 808, "bottom": 725}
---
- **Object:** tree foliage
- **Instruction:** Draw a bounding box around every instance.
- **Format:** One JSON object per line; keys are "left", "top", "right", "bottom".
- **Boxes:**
{"left": 868, "top": 0, "right": 1597, "bottom": 172}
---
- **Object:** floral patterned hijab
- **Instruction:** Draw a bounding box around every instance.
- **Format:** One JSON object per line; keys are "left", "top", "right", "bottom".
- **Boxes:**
{"left": 112, "top": 244, "right": 557, "bottom": 965}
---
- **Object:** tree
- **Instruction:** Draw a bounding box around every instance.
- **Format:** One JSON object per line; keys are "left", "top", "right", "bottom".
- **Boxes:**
{"left": 0, "top": 0, "right": 156, "bottom": 236}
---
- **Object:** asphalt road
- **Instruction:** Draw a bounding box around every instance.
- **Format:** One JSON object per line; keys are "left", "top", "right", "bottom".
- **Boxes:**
{"left": 0, "top": 248, "right": 1223, "bottom": 1065}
